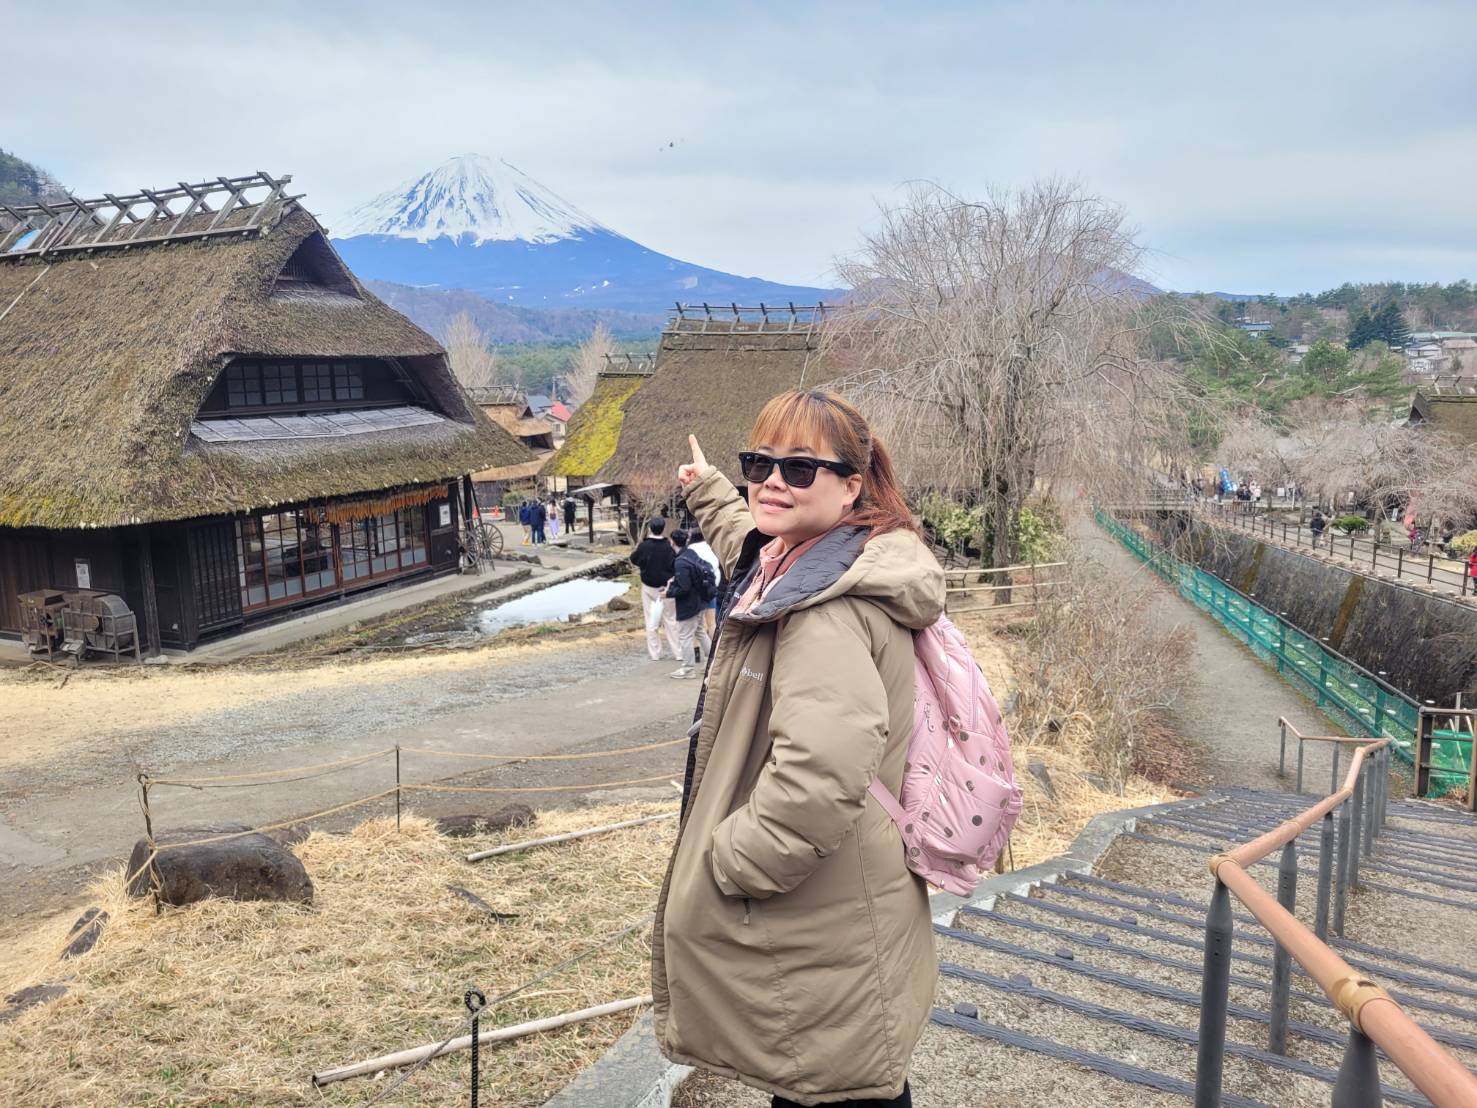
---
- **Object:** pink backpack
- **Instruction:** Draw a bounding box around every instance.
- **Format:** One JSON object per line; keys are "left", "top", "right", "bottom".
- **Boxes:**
{"left": 867, "top": 615, "right": 1023, "bottom": 896}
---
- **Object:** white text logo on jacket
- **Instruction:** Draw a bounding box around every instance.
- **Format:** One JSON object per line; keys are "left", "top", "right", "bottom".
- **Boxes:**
{"left": 739, "top": 666, "right": 765, "bottom": 683}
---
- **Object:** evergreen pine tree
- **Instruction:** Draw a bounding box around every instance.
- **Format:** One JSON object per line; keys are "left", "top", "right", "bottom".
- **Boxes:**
{"left": 1347, "top": 310, "right": 1376, "bottom": 350}
{"left": 1374, "top": 300, "right": 1411, "bottom": 347}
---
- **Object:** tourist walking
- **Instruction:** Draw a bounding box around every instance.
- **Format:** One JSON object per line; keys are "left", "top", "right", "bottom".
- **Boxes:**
{"left": 687, "top": 526, "right": 721, "bottom": 640}
{"left": 1468, "top": 547, "right": 1477, "bottom": 585}
{"left": 1310, "top": 506, "right": 1327, "bottom": 550}
{"left": 529, "top": 498, "right": 547, "bottom": 545}
{"left": 654, "top": 390, "right": 943, "bottom": 1107}
{"left": 518, "top": 500, "right": 532, "bottom": 545}
{"left": 664, "top": 529, "right": 715, "bottom": 679}
{"left": 546, "top": 497, "right": 561, "bottom": 541}
{"left": 563, "top": 494, "right": 578, "bottom": 537}
{"left": 630, "top": 517, "right": 680, "bottom": 661}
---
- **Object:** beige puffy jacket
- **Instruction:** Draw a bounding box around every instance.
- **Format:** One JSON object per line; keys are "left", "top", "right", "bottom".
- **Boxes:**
{"left": 652, "top": 466, "right": 945, "bottom": 1104}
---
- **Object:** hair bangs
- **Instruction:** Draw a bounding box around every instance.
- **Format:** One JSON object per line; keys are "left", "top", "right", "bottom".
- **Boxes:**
{"left": 748, "top": 391, "right": 843, "bottom": 456}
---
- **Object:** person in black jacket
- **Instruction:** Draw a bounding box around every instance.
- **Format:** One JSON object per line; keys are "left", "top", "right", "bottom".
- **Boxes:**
{"left": 529, "top": 499, "right": 548, "bottom": 544}
{"left": 631, "top": 517, "right": 680, "bottom": 661}
{"left": 664, "top": 529, "right": 714, "bottom": 679}
{"left": 563, "top": 495, "right": 578, "bottom": 536}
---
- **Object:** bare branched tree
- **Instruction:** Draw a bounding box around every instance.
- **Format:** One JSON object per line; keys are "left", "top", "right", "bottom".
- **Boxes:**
{"left": 565, "top": 322, "right": 614, "bottom": 409}
{"left": 826, "top": 179, "right": 1203, "bottom": 590}
{"left": 445, "top": 312, "right": 499, "bottom": 390}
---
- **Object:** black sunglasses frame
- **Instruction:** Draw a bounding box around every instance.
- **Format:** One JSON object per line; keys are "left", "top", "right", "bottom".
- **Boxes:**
{"left": 738, "top": 451, "right": 857, "bottom": 489}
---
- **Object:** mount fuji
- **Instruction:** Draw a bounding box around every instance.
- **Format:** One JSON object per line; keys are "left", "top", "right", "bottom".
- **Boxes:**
{"left": 327, "top": 154, "right": 838, "bottom": 315}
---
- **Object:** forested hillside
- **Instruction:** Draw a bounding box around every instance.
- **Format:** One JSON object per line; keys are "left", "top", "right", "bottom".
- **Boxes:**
{"left": 0, "top": 148, "right": 65, "bottom": 206}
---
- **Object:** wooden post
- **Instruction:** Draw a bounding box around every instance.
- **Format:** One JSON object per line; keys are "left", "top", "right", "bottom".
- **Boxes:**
{"left": 136, "top": 529, "right": 162, "bottom": 658}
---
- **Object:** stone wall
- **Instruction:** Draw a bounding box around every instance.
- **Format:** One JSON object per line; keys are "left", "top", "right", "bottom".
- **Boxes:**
{"left": 1156, "top": 517, "right": 1477, "bottom": 706}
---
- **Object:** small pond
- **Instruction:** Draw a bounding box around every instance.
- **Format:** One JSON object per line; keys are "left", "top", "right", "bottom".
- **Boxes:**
{"left": 472, "top": 578, "right": 629, "bottom": 635}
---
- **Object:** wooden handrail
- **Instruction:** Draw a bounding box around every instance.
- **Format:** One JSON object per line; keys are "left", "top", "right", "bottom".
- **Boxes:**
{"left": 1208, "top": 738, "right": 1477, "bottom": 1106}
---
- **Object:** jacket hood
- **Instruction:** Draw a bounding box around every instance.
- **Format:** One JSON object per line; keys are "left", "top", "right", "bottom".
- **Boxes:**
{"left": 731, "top": 524, "right": 945, "bottom": 631}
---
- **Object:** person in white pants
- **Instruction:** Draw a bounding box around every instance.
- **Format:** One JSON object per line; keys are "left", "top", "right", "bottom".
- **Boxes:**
{"left": 643, "top": 583, "right": 681, "bottom": 661}
{"left": 630, "top": 517, "right": 681, "bottom": 661}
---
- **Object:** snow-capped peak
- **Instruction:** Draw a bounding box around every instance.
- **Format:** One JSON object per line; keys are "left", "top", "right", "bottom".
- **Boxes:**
{"left": 333, "top": 154, "right": 604, "bottom": 245}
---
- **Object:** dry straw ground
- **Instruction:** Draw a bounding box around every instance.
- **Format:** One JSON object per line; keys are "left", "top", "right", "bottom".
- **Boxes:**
{"left": 0, "top": 804, "right": 675, "bottom": 1108}
{"left": 1, "top": 606, "right": 1182, "bottom": 1108}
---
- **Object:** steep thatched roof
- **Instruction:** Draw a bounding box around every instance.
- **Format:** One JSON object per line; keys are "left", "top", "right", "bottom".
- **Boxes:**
{"left": 596, "top": 326, "right": 841, "bottom": 499}
{"left": 1410, "top": 391, "right": 1477, "bottom": 445}
{"left": 480, "top": 404, "right": 556, "bottom": 440}
{"left": 0, "top": 202, "right": 528, "bottom": 528}
{"left": 541, "top": 372, "right": 649, "bottom": 479}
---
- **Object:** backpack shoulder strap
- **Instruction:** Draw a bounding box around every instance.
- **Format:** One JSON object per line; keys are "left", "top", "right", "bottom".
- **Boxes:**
{"left": 868, "top": 777, "right": 906, "bottom": 827}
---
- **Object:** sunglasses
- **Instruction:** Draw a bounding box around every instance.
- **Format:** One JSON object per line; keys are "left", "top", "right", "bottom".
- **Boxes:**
{"left": 738, "top": 451, "right": 856, "bottom": 489}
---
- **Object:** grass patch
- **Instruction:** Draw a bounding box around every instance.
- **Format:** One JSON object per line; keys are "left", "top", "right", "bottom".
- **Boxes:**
{"left": 0, "top": 803, "right": 676, "bottom": 1107}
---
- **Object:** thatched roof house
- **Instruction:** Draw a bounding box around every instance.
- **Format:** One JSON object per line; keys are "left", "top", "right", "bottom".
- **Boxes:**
{"left": 0, "top": 173, "right": 528, "bottom": 652}
{"left": 597, "top": 309, "right": 839, "bottom": 502}
{"left": 1409, "top": 378, "right": 1477, "bottom": 445}
{"left": 467, "top": 386, "right": 558, "bottom": 452}
{"left": 542, "top": 367, "right": 652, "bottom": 490}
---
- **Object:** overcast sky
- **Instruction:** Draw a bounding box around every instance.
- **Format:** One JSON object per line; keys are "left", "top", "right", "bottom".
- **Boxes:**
{"left": 8, "top": 0, "right": 1475, "bottom": 294}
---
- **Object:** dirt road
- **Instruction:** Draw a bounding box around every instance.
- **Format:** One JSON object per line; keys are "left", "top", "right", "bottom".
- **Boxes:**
{"left": 0, "top": 625, "right": 700, "bottom": 928}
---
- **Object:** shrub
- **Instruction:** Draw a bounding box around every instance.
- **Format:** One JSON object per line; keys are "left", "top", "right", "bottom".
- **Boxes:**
{"left": 1448, "top": 530, "right": 1477, "bottom": 558}
{"left": 1331, "top": 515, "right": 1369, "bottom": 534}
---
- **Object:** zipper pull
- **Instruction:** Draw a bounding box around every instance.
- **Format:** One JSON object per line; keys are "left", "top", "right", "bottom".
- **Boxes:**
{"left": 742, "top": 897, "right": 752, "bottom": 925}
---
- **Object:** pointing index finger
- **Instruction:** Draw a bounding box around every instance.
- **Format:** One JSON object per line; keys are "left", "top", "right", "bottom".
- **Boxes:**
{"left": 688, "top": 435, "right": 707, "bottom": 468}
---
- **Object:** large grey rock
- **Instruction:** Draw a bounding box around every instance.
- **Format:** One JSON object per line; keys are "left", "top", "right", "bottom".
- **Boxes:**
{"left": 125, "top": 823, "right": 313, "bottom": 907}
{"left": 435, "top": 803, "right": 536, "bottom": 838}
{"left": 606, "top": 595, "right": 634, "bottom": 612}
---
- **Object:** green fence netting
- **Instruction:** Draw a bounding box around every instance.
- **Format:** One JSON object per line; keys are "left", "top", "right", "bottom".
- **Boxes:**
{"left": 1096, "top": 510, "right": 1471, "bottom": 795}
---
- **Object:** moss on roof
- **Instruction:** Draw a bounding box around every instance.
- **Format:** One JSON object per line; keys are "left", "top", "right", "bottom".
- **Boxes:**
{"left": 597, "top": 328, "right": 842, "bottom": 500}
{"left": 541, "top": 374, "right": 648, "bottom": 478}
{"left": 0, "top": 204, "right": 528, "bottom": 527}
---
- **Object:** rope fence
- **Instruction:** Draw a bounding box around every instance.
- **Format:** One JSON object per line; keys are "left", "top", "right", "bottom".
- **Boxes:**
{"left": 133, "top": 736, "right": 687, "bottom": 908}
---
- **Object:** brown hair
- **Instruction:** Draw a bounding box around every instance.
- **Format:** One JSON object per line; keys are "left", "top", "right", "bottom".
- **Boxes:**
{"left": 748, "top": 389, "right": 918, "bottom": 539}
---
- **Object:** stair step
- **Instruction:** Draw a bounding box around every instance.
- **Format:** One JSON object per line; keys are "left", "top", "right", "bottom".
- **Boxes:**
{"left": 1038, "top": 880, "right": 1477, "bottom": 1001}
{"left": 937, "top": 962, "right": 1428, "bottom": 1106}
{"left": 931, "top": 1007, "right": 1273, "bottom": 1108}
{"left": 1065, "top": 872, "right": 1477, "bottom": 986}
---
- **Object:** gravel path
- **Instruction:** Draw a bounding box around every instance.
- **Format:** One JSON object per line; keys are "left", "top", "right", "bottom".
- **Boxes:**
{"left": 0, "top": 624, "right": 702, "bottom": 929}
{"left": 1074, "top": 518, "right": 1346, "bottom": 794}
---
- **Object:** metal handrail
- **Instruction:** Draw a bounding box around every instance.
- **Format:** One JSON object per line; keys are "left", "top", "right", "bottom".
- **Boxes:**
{"left": 1278, "top": 717, "right": 1407, "bottom": 795}
{"left": 1194, "top": 735, "right": 1477, "bottom": 1106}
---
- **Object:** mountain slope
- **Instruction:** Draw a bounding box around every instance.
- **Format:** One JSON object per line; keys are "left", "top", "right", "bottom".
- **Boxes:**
{"left": 328, "top": 154, "right": 839, "bottom": 314}
{"left": 364, "top": 280, "right": 662, "bottom": 344}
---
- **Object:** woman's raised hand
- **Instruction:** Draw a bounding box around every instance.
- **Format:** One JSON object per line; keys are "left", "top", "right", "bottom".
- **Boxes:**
{"left": 677, "top": 435, "right": 707, "bottom": 487}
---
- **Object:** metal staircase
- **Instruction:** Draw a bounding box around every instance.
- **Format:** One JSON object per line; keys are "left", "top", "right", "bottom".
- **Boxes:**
{"left": 927, "top": 774, "right": 1477, "bottom": 1106}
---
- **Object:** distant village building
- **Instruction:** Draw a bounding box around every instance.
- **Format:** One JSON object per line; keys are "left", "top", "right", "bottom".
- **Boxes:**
{"left": 1236, "top": 320, "right": 1274, "bottom": 338}
{"left": 1403, "top": 335, "right": 1477, "bottom": 379}
{"left": 466, "top": 386, "right": 557, "bottom": 503}
{"left": 0, "top": 174, "right": 526, "bottom": 653}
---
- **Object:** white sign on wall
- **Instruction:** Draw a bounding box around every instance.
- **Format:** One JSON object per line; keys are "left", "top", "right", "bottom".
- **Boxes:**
{"left": 75, "top": 559, "right": 91, "bottom": 589}
{"left": 439, "top": 503, "right": 452, "bottom": 528}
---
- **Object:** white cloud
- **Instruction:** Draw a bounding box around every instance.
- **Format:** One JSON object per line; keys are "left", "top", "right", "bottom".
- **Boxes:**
{"left": 8, "top": 0, "right": 1476, "bottom": 293}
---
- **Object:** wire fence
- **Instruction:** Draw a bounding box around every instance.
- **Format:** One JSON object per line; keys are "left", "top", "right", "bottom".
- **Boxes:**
{"left": 1096, "top": 509, "right": 1471, "bottom": 795}
{"left": 133, "top": 736, "right": 688, "bottom": 903}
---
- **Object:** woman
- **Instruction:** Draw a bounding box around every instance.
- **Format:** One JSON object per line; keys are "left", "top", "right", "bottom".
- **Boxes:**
{"left": 546, "top": 497, "right": 561, "bottom": 541}
{"left": 652, "top": 390, "right": 943, "bottom": 1107}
